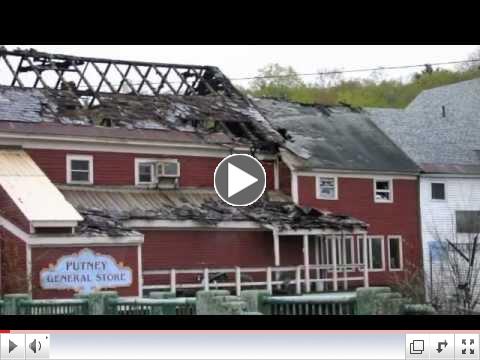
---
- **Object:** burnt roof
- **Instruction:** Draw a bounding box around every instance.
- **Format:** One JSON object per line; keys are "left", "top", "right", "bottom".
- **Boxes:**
{"left": 0, "top": 48, "right": 284, "bottom": 150}
{"left": 254, "top": 98, "right": 420, "bottom": 173}
{"left": 61, "top": 186, "right": 368, "bottom": 233}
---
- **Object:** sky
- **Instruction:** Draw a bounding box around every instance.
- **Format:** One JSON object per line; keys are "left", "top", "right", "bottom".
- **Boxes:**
{"left": 6, "top": 45, "right": 480, "bottom": 87}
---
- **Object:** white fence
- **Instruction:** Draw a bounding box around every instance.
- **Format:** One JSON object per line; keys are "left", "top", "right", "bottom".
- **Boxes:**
{"left": 143, "top": 264, "right": 368, "bottom": 295}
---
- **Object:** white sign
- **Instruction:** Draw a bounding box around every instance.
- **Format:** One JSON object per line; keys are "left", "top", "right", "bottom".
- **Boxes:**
{"left": 40, "top": 248, "right": 133, "bottom": 294}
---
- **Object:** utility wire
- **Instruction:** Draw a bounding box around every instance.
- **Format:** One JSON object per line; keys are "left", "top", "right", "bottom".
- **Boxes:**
{"left": 228, "top": 58, "right": 480, "bottom": 81}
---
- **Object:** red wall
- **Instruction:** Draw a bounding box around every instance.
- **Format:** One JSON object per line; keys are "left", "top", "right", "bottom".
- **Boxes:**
{"left": 0, "top": 186, "right": 30, "bottom": 233}
{"left": 31, "top": 245, "right": 140, "bottom": 299}
{"left": 0, "top": 227, "right": 28, "bottom": 294}
{"left": 141, "top": 229, "right": 304, "bottom": 285}
{"left": 297, "top": 176, "right": 422, "bottom": 285}
{"left": 26, "top": 149, "right": 275, "bottom": 190}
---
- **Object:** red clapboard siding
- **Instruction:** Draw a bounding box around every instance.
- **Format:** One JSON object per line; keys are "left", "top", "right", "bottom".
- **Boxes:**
{"left": 0, "top": 186, "right": 30, "bottom": 233}
{"left": 30, "top": 245, "right": 140, "bottom": 299}
{"left": 26, "top": 149, "right": 275, "bottom": 189}
{"left": 297, "top": 176, "right": 422, "bottom": 285}
{"left": 0, "top": 227, "right": 28, "bottom": 294}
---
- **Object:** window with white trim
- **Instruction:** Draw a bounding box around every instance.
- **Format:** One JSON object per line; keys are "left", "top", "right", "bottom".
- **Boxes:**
{"left": 374, "top": 179, "right": 393, "bottom": 203}
{"left": 316, "top": 176, "right": 338, "bottom": 200}
{"left": 388, "top": 236, "right": 403, "bottom": 271}
{"left": 368, "top": 236, "right": 385, "bottom": 271}
{"left": 66, "top": 154, "right": 93, "bottom": 184}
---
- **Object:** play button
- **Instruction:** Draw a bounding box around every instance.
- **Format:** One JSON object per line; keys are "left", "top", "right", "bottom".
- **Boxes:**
{"left": 214, "top": 154, "right": 266, "bottom": 206}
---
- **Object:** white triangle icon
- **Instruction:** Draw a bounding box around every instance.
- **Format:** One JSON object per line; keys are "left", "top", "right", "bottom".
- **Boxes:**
{"left": 228, "top": 163, "right": 258, "bottom": 198}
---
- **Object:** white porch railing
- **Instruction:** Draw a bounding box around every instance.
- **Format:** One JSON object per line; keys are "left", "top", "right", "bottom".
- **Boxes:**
{"left": 143, "top": 264, "right": 368, "bottom": 295}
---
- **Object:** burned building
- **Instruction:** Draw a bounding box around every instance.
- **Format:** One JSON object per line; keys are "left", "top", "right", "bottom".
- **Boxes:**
{"left": 0, "top": 48, "right": 369, "bottom": 298}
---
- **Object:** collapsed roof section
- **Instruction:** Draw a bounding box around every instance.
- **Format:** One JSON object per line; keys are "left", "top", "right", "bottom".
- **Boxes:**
{"left": 60, "top": 186, "right": 368, "bottom": 236}
{"left": 0, "top": 47, "right": 283, "bottom": 150}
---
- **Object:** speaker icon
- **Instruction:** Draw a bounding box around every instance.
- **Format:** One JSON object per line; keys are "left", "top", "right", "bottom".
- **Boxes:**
{"left": 29, "top": 339, "right": 42, "bottom": 354}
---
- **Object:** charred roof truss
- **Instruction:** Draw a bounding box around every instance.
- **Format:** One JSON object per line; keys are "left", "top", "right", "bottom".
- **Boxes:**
{"left": 0, "top": 47, "right": 244, "bottom": 109}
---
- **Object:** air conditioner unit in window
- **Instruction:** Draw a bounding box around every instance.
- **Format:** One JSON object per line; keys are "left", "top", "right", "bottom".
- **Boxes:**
{"left": 156, "top": 160, "right": 180, "bottom": 189}
{"left": 156, "top": 160, "right": 180, "bottom": 178}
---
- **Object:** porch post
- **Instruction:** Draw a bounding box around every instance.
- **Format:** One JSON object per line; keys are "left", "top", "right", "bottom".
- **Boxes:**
{"left": 273, "top": 229, "right": 281, "bottom": 290}
{"left": 332, "top": 235, "right": 338, "bottom": 291}
{"left": 362, "top": 232, "right": 369, "bottom": 288}
{"left": 342, "top": 232, "right": 348, "bottom": 290}
{"left": 303, "top": 234, "right": 311, "bottom": 293}
{"left": 314, "top": 236, "right": 321, "bottom": 291}
{"left": 273, "top": 229, "right": 280, "bottom": 266}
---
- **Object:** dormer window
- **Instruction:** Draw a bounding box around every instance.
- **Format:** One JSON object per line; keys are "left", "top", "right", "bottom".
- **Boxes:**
{"left": 135, "top": 158, "right": 180, "bottom": 187}
{"left": 66, "top": 154, "right": 93, "bottom": 185}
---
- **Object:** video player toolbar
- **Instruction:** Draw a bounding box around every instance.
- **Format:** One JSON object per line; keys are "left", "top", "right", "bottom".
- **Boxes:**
{"left": 2, "top": 331, "right": 480, "bottom": 360}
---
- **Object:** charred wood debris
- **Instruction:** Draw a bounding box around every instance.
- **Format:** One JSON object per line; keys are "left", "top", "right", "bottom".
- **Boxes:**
{"left": 77, "top": 198, "right": 367, "bottom": 237}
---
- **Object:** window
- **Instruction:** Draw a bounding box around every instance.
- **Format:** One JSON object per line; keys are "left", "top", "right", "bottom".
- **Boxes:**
{"left": 431, "top": 183, "right": 446, "bottom": 200}
{"left": 456, "top": 211, "right": 480, "bottom": 233}
{"left": 66, "top": 155, "right": 93, "bottom": 184}
{"left": 374, "top": 179, "right": 393, "bottom": 203}
{"left": 368, "top": 236, "right": 385, "bottom": 271}
{"left": 138, "top": 162, "right": 156, "bottom": 184}
{"left": 316, "top": 176, "right": 338, "bottom": 200}
{"left": 388, "top": 236, "right": 403, "bottom": 271}
{"left": 135, "top": 158, "right": 180, "bottom": 186}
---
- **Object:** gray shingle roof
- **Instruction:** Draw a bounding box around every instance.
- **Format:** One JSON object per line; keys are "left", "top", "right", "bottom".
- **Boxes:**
{"left": 368, "top": 78, "right": 480, "bottom": 174}
{"left": 254, "top": 98, "right": 419, "bottom": 173}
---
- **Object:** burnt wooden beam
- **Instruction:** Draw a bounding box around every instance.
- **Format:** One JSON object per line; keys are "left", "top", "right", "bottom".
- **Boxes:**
{"left": 0, "top": 55, "right": 24, "bottom": 87}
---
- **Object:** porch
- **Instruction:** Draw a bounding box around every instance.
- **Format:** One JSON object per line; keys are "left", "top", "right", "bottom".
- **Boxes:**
{"left": 143, "top": 231, "right": 370, "bottom": 296}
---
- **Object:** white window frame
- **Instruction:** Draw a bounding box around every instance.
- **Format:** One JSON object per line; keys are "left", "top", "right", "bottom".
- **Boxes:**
{"left": 431, "top": 182, "right": 447, "bottom": 201}
{"left": 368, "top": 235, "right": 385, "bottom": 272}
{"left": 387, "top": 235, "right": 404, "bottom": 271}
{"left": 316, "top": 176, "right": 338, "bottom": 200}
{"left": 373, "top": 178, "right": 393, "bottom": 203}
{"left": 135, "top": 158, "right": 159, "bottom": 186}
{"left": 66, "top": 154, "right": 93, "bottom": 185}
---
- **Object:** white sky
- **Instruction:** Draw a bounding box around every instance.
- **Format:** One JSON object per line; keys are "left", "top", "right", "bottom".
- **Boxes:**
{"left": 8, "top": 45, "right": 480, "bottom": 87}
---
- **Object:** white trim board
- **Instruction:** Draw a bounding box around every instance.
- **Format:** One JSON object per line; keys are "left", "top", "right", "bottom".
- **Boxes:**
{"left": 125, "top": 220, "right": 264, "bottom": 230}
{"left": 0, "top": 215, "right": 144, "bottom": 246}
{"left": 294, "top": 170, "right": 417, "bottom": 180}
{"left": 0, "top": 133, "right": 276, "bottom": 160}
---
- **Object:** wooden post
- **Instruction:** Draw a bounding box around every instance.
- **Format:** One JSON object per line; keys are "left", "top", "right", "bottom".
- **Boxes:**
{"left": 295, "top": 266, "right": 302, "bottom": 294}
{"left": 332, "top": 235, "right": 338, "bottom": 291}
{"left": 170, "top": 269, "right": 176, "bottom": 294}
{"left": 273, "top": 229, "right": 280, "bottom": 266}
{"left": 235, "top": 267, "right": 241, "bottom": 296}
{"left": 363, "top": 232, "right": 369, "bottom": 288}
{"left": 342, "top": 233, "right": 348, "bottom": 290}
{"left": 203, "top": 268, "right": 209, "bottom": 291}
{"left": 273, "top": 229, "right": 281, "bottom": 290}
{"left": 315, "top": 236, "right": 321, "bottom": 291}
{"left": 266, "top": 267, "right": 273, "bottom": 294}
{"left": 303, "top": 234, "right": 311, "bottom": 293}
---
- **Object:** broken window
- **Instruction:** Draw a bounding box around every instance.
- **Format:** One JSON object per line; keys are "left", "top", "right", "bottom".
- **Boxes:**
{"left": 388, "top": 236, "right": 403, "bottom": 270}
{"left": 67, "top": 154, "right": 93, "bottom": 184}
{"left": 431, "top": 182, "right": 446, "bottom": 200}
{"left": 374, "top": 179, "right": 393, "bottom": 203}
{"left": 317, "top": 177, "right": 337, "bottom": 200}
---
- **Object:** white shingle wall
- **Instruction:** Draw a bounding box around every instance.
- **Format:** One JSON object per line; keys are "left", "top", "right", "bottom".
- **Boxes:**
{"left": 421, "top": 176, "right": 480, "bottom": 306}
